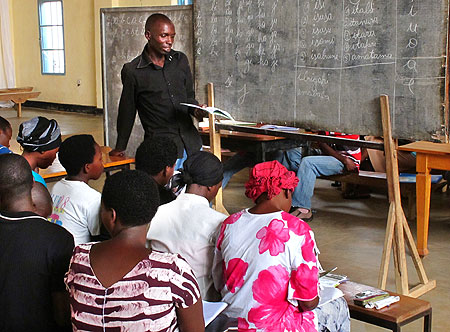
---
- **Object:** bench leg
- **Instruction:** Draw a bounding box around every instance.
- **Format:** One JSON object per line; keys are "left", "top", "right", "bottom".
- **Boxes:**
{"left": 424, "top": 310, "right": 432, "bottom": 332}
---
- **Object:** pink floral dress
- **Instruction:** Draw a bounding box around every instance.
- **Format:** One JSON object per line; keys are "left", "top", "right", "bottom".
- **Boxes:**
{"left": 213, "top": 209, "right": 319, "bottom": 332}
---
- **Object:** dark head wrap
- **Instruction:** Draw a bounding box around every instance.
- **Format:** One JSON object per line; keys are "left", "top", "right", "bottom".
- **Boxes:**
{"left": 245, "top": 160, "right": 299, "bottom": 202}
{"left": 180, "top": 151, "right": 223, "bottom": 187}
{"left": 17, "top": 116, "right": 61, "bottom": 152}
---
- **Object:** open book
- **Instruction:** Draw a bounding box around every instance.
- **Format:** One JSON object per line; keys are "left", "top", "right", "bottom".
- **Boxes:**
{"left": 180, "top": 103, "right": 235, "bottom": 122}
{"left": 202, "top": 301, "right": 228, "bottom": 326}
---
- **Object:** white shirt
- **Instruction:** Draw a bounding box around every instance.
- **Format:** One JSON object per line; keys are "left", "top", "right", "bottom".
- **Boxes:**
{"left": 50, "top": 179, "right": 101, "bottom": 246}
{"left": 147, "top": 192, "right": 227, "bottom": 300}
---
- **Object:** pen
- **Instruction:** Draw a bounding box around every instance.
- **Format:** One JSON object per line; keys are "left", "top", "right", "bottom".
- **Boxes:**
{"left": 319, "top": 266, "right": 337, "bottom": 278}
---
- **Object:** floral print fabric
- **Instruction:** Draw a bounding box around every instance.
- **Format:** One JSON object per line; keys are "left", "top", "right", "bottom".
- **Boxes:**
{"left": 213, "top": 209, "right": 319, "bottom": 332}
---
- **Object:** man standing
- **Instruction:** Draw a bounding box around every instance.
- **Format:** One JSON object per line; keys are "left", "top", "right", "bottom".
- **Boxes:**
{"left": 110, "top": 13, "right": 205, "bottom": 168}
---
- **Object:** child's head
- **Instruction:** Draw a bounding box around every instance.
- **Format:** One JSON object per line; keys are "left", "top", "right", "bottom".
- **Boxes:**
{"left": 101, "top": 170, "right": 159, "bottom": 231}
{"left": 0, "top": 154, "right": 33, "bottom": 210}
{"left": 31, "top": 182, "right": 53, "bottom": 218}
{"left": 245, "top": 160, "right": 299, "bottom": 208}
{"left": 17, "top": 116, "right": 61, "bottom": 168}
{"left": 135, "top": 137, "right": 177, "bottom": 183}
{"left": 58, "top": 134, "right": 104, "bottom": 179}
{"left": 0, "top": 116, "right": 12, "bottom": 148}
{"left": 180, "top": 151, "right": 224, "bottom": 201}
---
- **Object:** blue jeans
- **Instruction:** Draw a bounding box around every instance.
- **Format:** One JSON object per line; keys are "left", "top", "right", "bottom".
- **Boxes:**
{"left": 222, "top": 152, "right": 255, "bottom": 189}
{"left": 175, "top": 149, "right": 188, "bottom": 170}
{"left": 281, "top": 148, "right": 344, "bottom": 209}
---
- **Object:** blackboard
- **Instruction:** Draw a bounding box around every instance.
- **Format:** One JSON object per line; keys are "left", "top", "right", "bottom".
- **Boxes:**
{"left": 101, "top": 6, "right": 194, "bottom": 155}
{"left": 194, "top": 0, "right": 449, "bottom": 140}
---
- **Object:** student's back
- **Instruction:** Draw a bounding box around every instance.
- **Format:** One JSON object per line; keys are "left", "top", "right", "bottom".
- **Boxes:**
{"left": 49, "top": 135, "right": 103, "bottom": 245}
{"left": 0, "top": 154, "right": 74, "bottom": 331}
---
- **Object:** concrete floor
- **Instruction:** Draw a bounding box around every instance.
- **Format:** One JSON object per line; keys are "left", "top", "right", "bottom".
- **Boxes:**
{"left": 2, "top": 106, "right": 449, "bottom": 331}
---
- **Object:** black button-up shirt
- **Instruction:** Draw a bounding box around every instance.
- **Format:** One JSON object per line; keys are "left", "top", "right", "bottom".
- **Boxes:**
{"left": 115, "top": 45, "right": 202, "bottom": 157}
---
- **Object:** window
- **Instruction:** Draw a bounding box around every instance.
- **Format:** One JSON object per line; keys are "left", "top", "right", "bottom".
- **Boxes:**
{"left": 177, "top": 0, "right": 192, "bottom": 4}
{"left": 38, "top": 0, "right": 65, "bottom": 74}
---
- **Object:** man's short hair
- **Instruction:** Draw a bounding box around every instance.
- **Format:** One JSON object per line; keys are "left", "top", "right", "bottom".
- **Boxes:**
{"left": 101, "top": 170, "right": 159, "bottom": 227}
{"left": 145, "top": 13, "right": 172, "bottom": 32}
{"left": 0, "top": 116, "right": 11, "bottom": 132}
{"left": 135, "top": 137, "right": 177, "bottom": 176}
{"left": 0, "top": 154, "right": 33, "bottom": 203}
{"left": 59, "top": 135, "right": 96, "bottom": 176}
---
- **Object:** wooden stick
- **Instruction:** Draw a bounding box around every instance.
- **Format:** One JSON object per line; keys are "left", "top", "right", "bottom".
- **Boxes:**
{"left": 378, "top": 203, "right": 395, "bottom": 289}
{"left": 207, "top": 83, "right": 228, "bottom": 215}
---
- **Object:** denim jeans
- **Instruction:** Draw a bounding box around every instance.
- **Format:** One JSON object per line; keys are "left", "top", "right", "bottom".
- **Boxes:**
{"left": 281, "top": 148, "right": 344, "bottom": 209}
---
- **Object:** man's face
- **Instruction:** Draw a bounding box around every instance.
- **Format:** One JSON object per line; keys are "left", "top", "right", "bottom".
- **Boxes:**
{"left": 0, "top": 127, "right": 12, "bottom": 148}
{"left": 145, "top": 20, "right": 176, "bottom": 56}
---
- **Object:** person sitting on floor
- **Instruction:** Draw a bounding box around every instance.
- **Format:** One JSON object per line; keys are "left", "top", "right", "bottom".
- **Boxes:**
{"left": 135, "top": 137, "right": 178, "bottom": 205}
{"left": 147, "top": 151, "right": 227, "bottom": 301}
{"left": 32, "top": 181, "right": 53, "bottom": 218}
{"left": 281, "top": 132, "right": 361, "bottom": 221}
{"left": 212, "top": 160, "right": 350, "bottom": 332}
{"left": 16, "top": 116, "right": 62, "bottom": 188}
{"left": 65, "top": 170, "right": 204, "bottom": 331}
{"left": 0, "top": 154, "right": 74, "bottom": 331}
{"left": 0, "top": 116, "right": 13, "bottom": 154}
{"left": 49, "top": 134, "right": 104, "bottom": 246}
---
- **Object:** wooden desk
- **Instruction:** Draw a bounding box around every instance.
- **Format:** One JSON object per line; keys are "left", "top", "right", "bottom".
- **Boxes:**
{"left": 200, "top": 128, "right": 305, "bottom": 162}
{"left": 398, "top": 141, "right": 450, "bottom": 256}
{"left": 339, "top": 281, "right": 432, "bottom": 332}
{"left": 40, "top": 146, "right": 134, "bottom": 182}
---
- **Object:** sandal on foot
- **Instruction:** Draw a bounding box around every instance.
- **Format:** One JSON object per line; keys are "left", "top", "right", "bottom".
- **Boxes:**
{"left": 289, "top": 207, "right": 314, "bottom": 222}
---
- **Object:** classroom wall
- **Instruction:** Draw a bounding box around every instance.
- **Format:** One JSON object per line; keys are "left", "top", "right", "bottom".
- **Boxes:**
{"left": 9, "top": 0, "right": 174, "bottom": 108}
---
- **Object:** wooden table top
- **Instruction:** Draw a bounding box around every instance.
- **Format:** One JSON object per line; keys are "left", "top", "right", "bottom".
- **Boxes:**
{"left": 338, "top": 281, "right": 431, "bottom": 324}
{"left": 200, "top": 128, "right": 295, "bottom": 141}
{"left": 40, "top": 146, "right": 135, "bottom": 180}
{"left": 398, "top": 141, "right": 450, "bottom": 155}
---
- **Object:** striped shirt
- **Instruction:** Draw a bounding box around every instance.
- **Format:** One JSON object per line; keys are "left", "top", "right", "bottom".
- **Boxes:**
{"left": 65, "top": 243, "right": 201, "bottom": 331}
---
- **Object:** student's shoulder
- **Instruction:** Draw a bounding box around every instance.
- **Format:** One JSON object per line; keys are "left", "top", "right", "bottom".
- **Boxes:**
{"left": 149, "top": 250, "right": 193, "bottom": 273}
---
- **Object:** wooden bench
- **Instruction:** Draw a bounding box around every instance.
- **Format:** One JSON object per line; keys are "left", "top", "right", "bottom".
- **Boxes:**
{"left": 320, "top": 171, "right": 443, "bottom": 219}
{"left": 338, "top": 281, "right": 432, "bottom": 332}
{"left": 0, "top": 87, "right": 40, "bottom": 117}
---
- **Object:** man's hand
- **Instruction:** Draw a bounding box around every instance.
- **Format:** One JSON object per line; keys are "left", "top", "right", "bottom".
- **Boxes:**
{"left": 192, "top": 103, "right": 209, "bottom": 121}
{"left": 109, "top": 149, "right": 125, "bottom": 157}
{"left": 343, "top": 157, "right": 358, "bottom": 172}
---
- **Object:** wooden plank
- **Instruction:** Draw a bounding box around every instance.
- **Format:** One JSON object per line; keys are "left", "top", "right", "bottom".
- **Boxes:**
{"left": 0, "top": 87, "right": 33, "bottom": 93}
{"left": 0, "top": 91, "right": 40, "bottom": 102}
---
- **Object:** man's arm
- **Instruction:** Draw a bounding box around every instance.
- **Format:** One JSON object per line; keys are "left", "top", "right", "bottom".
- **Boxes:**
{"left": 319, "top": 142, "right": 358, "bottom": 172}
{"left": 110, "top": 65, "right": 137, "bottom": 156}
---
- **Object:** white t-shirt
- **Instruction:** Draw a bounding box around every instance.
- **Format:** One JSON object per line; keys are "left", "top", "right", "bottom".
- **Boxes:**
{"left": 147, "top": 192, "right": 227, "bottom": 300}
{"left": 49, "top": 179, "right": 101, "bottom": 246}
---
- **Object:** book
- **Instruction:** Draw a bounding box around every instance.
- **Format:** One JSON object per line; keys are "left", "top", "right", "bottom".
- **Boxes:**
{"left": 202, "top": 301, "right": 228, "bottom": 327}
{"left": 353, "top": 290, "right": 390, "bottom": 306}
{"left": 259, "top": 124, "right": 299, "bottom": 131}
{"left": 319, "top": 273, "right": 348, "bottom": 288}
{"left": 180, "top": 103, "right": 235, "bottom": 122}
{"left": 318, "top": 286, "right": 344, "bottom": 308}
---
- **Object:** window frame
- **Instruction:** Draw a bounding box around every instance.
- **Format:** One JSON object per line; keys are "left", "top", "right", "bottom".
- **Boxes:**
{"left": 37, "top": 0, "right": 66, "bottom": 75}
{"left": 177, "top": 0, "right": 192, "bottom": 5}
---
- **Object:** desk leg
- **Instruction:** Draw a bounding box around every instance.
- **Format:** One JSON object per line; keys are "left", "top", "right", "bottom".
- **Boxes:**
{"left": 416, "top": 154, "right": 431, "bottom": 256}
{"left": 424, "top": 310, "right": 432, "bottom": 332}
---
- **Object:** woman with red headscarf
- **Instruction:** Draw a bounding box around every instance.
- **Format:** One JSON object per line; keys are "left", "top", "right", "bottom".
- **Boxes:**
{"left": 212, "top": 161, "right": 349, "bottom": 332}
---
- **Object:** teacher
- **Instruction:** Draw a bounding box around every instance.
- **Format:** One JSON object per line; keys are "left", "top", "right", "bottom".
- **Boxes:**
{"left": 110, "top": 13, "right": 205, "bottom": 169}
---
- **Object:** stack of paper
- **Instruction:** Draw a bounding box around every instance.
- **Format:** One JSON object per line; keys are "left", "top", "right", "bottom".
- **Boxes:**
{"left": 319, "top": 273, "right": 348, "bottom": 288}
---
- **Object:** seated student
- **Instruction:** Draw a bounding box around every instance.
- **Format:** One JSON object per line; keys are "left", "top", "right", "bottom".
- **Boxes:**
{"left": 0, "top": 154, "right": 74, "bottom": 331}
{"left": 212, "top": 160, "right": 350, "bottom": 332}
{"left": 65, "top": 170, "right": 204, "bottom": 331}
{"left": 0, "top": 116, "right": 13, "bottom": 154}
{"left": 135, "top": 137, "right": 178, "bottom": 205}
{"left": 147, "top": 151, "right": 227, "bottom": 301}
{"left": 281, "top": 132, "right": 361, "bottom": 221}
{"left": 32, "top": 181, "right": 53, "bottom": 218}
{"left": 49, "top": 135, "right": 103, "bottom": 246}
{"left": 17, "top": 116, "right": 62, "bottom": 187}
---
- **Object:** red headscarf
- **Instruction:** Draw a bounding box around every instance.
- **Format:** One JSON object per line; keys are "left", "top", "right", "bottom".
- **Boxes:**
{"left": 245, "top": 160, "right": 299, "bottom": 202}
